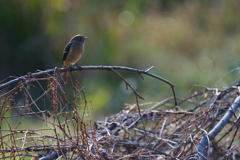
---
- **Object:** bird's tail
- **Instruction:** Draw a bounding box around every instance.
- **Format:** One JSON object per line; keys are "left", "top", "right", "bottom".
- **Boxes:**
{"left": 64, "top": 63, "right": 69, "bottom": 84}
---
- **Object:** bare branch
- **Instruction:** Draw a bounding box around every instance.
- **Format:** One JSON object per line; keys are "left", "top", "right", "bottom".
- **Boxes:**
{"left": 0, "top": 66, "right": 177, "bottom": 105}
{"left": 196, "top": 96, "right": 240, "bottom": 160}
{"left": 1, "top": 66, "right": 240, "bottom": 159}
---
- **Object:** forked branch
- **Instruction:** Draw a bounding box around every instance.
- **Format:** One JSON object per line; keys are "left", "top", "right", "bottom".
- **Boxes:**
{"left": 0, "top": 65, "right": 177, "bottom": 105}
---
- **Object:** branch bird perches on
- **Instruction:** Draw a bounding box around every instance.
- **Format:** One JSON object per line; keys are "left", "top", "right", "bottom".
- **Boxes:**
{"left": 0, "top": 65, "right": 177, "bottom": 106}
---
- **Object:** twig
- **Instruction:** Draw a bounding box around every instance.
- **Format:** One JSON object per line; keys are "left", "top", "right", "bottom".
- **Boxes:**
{"left": 0, "top": 66, "right": 177, "bottom": 105}
{"left": 196, "top": 96, "right": 240, "bottom": 160}
{"left": 111, "top": 68, "right": 144, "bottom": 99}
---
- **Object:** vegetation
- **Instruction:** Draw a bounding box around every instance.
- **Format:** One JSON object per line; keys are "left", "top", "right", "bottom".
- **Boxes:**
{"left": 0, "top": 1, "right": 240, "bottom": 159}
{"left": 0, "top": 0, "right": 239, "bottom": 121}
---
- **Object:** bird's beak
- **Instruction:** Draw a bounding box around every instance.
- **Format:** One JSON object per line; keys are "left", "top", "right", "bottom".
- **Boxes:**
{"left": 85, "top": 37, "right": 88, "bottom": 40}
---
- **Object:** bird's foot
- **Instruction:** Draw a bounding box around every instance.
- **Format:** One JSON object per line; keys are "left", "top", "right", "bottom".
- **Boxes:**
{"left": 68, "top": 64, "right": 73, "bottom": 71}
{"left": 75, "top": 63, "right": 81, "bottom": 68}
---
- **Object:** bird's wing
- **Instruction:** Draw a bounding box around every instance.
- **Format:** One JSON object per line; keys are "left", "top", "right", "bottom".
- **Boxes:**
{"left": 62, "top": 42, "right": 72, "bottom": 64}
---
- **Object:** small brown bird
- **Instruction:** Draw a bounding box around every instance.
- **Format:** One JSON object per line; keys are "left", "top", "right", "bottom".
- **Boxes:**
{"left": 62, "top": 35, "right": 88, "bottom": 84}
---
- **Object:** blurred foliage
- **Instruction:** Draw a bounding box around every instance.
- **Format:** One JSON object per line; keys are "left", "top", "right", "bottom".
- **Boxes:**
{"left": 0, "top": 0, "right": 239, "bottom": 120}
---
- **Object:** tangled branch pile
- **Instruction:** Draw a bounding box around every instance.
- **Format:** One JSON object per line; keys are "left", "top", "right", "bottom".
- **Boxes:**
{"left": 0, "top": 66, "right": 239, "bottom": 159}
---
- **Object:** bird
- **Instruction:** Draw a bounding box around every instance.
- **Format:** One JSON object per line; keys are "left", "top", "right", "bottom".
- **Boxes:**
{"left": 62, "top": 35, "right": 88, "bottom": 84}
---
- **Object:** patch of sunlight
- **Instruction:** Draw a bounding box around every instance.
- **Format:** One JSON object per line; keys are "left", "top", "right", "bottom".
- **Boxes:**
{"left": 87, "top": 87, "right": 111, "bottom": 111}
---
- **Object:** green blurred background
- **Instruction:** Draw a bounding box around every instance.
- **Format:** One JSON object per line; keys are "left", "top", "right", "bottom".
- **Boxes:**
{"left": 0, "top": 0, "right": 239, "bottom": 120}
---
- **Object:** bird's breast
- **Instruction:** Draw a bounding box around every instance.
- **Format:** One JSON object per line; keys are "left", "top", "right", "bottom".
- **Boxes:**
{"left": 65, "top": 43, "right": 84, "bottom": 64}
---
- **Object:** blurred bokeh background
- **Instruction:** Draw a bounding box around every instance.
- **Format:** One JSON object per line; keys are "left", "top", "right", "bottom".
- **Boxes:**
{"left": 0, "top": 0, "right": 239, "bottom": 120}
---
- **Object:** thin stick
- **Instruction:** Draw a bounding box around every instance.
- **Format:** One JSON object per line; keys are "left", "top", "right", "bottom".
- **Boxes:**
{"left": 0, "top": 66, "right": 177, "bottom": 105}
